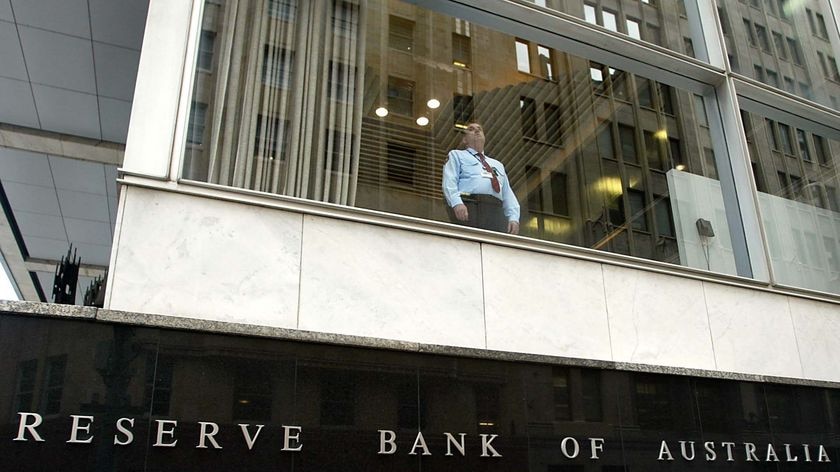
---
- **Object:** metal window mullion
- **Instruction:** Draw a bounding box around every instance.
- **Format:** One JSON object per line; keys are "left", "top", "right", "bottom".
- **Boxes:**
{"left": 709, "top": 77, "right": 771, "bottom": 281}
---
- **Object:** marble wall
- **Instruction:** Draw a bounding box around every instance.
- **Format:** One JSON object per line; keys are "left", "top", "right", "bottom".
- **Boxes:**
{"left": 107, "top": 188, "right": 840, "bottom": 382}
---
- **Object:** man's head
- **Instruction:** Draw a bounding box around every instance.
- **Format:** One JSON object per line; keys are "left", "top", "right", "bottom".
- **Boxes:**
{"left": 461, "top": 122, "right": 485, "bottom": 153}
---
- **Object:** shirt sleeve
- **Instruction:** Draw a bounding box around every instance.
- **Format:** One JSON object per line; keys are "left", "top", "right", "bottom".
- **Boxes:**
{"left": 442, "top": 150, "right": 463, "bottom": 207}
{"left": 500, "top": 163, "right": 520, "bottom": 222}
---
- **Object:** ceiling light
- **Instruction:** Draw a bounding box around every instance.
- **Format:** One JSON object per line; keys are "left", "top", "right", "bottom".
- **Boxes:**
{"left": 375, "top": 107, "right": 389, "bottom": 117}
{"left": 675, "top": 164, "right": 686, "bottom": 171}
{"left": 427, "top": 99, "right": 440, "bottom": 109}
{"left": 416, "top": 116, "right": 429, "bottom": 126}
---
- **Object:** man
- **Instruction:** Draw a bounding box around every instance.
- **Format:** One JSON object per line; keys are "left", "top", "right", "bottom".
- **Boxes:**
{"left": 442, "top": 123, "right": 520, "bottom": 234}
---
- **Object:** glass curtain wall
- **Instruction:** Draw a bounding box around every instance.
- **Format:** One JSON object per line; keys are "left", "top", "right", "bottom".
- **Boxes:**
{"left": 743, "top": 111, "right": 840, "bottom": 294}
{"left": 717, "top": 0, "right": 840, "bottom": 111}
{"left": 183, "top": 0, "right": 746, "bottom": 276}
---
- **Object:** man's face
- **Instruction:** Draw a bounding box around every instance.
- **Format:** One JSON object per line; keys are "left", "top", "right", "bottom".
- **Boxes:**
{"left": 462, "top": 123, "right": 485, "bottom": 150}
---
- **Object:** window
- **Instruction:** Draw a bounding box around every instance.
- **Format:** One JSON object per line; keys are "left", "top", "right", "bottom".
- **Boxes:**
{"left": 669, "top": 137, "right": 682, "bottom": 168}
{"left": 268, "top": 0, "right": 296, "bottom": 21}
{"left": 452, "top": 33, "right": 471, "bottom": 67}
{"left": 520, "top": 97, "right": 538, "bottom": 139}
{"left": 14, "top": 360, "right": 37, "bottom": 411}
{"left": 197, "top": 30, "right": 215, "bottom": 71}
{"left": 544, "top": 103, "right": 563, "bottom": 144}
{"left": 637, "top": 79, "right": 653, "bottom": 108}
{"left": 144, "top": 354, "right": 174, "bottom": 416}
{"left": 387, "top": 142, "right": 415, "bottom": 185}
{"left": 743, "top": 20, "right": 756, "bottom": 47}
{"left": 602, "top": 9, "right": 618, "bottom": 32}
{"left": 797, "top": 129, "right": 811, "bottom": 161}
{"left": 453, "top": 94, "right": 474, "bottom": 127}
{"left": 332, "top": 1, "right": 357, "bottom": 36}
{"left": 619, "top": 125, "right": 638, "bottom": 164}
{"left": 626, "top": 189, "right": 648, "bottom": 231}
{"left": 187, "top": 102, "right": 208, "bottom": 145}
{"left": 828, "top": 56, "right": 840, "bottom": 82}
{"left": 814, "top": 134, "right": 829, "bottom": 165}
{"left": 683, "top": 37, "right": 694, "bottom": 57}
{"left": 537, "top": 45, "right": 553, "bottom": 80}
{"left": 658, "top": 84, "right": 674, "bottom": 114}
{"left": 778, "top": 123, "right": 794, "bottom": 154}
{"left": 233, "top": 364, "right": 272, "bottom": 420}
{"left": 806, "top": 9, "right": 817, "bottom": 35}
{"left": 597, "top": 124, "right": 615, "bottom": 160}
{"left": 815, "top": 13, "right": 829, "bottom": 39}
{"left": 646, "top": 23, "right": 661, "bottom": 44}
{"left": 552, "top": 367, "right": 571, "bottom": 421}
{"left": 389, "top": 16, "right": 414, "bottom": 53}
{"left": 783, "top": 76, "right": 795, "bottom": 92}
{"left": 387, "top": 76, "right": 414, "bottom": 116}
{"left": 654, "top": 197, "right": 675, "bottom": 237}
{"left": 818, "top": 52, "right": 830, "bottom": 78}
{"left": 327, "top": 61, "right": 353, "bottom": 101}
{"left": 551, "top": 171, "right": 569, "bottom": 215}
{"left": 584, "top": 3, "right": 597, "bottom": 24}
{"left": 626, "top": 18, "right": 641, "bottom": 40}
{"left": 644, "top": 131, "right": 664, "bottom": 170}
{"left": 786, "top": 37, "right": 802, "bottom": 65}
{"left": 262, "top": 46, "right": 292, "bottom": 88}
{"left": 766, "top": 69, "right": 778, "bottom": 87}
{"left": 526, "top": 166, "right": 544, "bottom": 212}
{"left": 42, "top": 355, "right": 67, "bottom": 415}
{"left": 766, "top": 119, "right": 780, "bottom": 150}
{"left": 320, "top": 371, "right": 355, "bottom": 426}
{"left": 772, "top": 32, "right": 786, "bottom": 59}
{"left": 753, "top": 65, "right": 764, "bottom": 83}
{"left": 254, "top": 115, "right": 287, "bottom": 160}
{"left": 755, "top": 24, "right": 770, "bottom": 51}
{"left": 515, "top": 40, "right": 531, "bottom": 73}
{"left": 581, "top": 370, "right": 603, "bottom": 421}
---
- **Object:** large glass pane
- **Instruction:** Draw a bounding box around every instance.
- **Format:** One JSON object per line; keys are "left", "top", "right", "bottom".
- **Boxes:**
{"left": 183, "top": 0, "right": 742, "bottom": 275}
{"left": 743, "top": 110, "right": 840, "bottom": 294}
{"left": 535, "top": 0, "right": 703, "bottom": 59}
{"left": 717, "top": 0, "right": 840, "bottom": 110}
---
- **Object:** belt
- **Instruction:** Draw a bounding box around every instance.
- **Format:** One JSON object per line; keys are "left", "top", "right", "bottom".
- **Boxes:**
{"left": 460, "top": 193, "right": 502, "bottom": 206}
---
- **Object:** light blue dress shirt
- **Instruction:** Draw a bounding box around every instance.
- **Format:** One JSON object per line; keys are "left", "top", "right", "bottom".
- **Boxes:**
{"left": 442, "top": 147, "right": 520, "bottom": 222}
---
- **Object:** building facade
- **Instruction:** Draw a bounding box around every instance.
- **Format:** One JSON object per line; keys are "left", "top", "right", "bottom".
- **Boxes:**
{"left": 2, "top": 0, "right": 840, "bottom": 470}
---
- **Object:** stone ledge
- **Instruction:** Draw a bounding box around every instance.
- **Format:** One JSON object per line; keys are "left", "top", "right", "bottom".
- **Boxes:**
{"left": 2, "top": 300, "right": 839, "bottom": 389}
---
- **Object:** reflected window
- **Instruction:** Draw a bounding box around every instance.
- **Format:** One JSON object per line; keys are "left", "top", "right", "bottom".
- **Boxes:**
{"left": 387, "top": 142, "right": 415, "bottom": 185}
{"left": 520, "top": 97, "right": 538, "bottom": 139}
{"left": 144, "top": 354, "right": 174, "bottom": 416}
{"left": 42, "top": 355, "right": 67, "bottom": 415}
{"left": 453, "top": 94, "right": 474, "bottom": 127}
{"left": 233, "top": 364, "right": 272, "bottom": 420}
{"left": 452, "top": 33, "right": 471, "bottom": 68}
{"left": 320, "top": 371, "right": 355, "bottom": 426}
{"left": 553, "top": 367, "right": 571, "bottom": 421}
{"left": 197, "top": 31, "right": 215, "bottom": 71}
{"left": 389, "top": 16, "right": 414, "bottom": 53}
{"left": 187, "top": 102, "right": 208, "bottom": 145}
{"left": 14, "top": 359, "right": 37, "bottom": 411}
{"left": 537, "top": 45, "right": 553, "bottom": 80}
{"left": 387, "top": 76, "right": 414, "bottom": 116}
{"left": 515, "top": 39, "right": 531, "bottom": 73}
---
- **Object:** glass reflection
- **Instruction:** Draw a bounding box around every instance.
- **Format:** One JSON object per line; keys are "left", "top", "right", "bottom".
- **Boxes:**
{"left": 743, "top": 110, "right": 840, "bottom": 294}
{"left": 717, "top": 0, "right": 840, "bottom": 110}
{"left": 183, "top": 0, "right": 740, "bottom": 274}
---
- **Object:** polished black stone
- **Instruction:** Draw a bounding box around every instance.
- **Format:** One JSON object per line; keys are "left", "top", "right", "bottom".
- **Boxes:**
{"left": 0, "top": 313, "right": 838, "bottom": 471}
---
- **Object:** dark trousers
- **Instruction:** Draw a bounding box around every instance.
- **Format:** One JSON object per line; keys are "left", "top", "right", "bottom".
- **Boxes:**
{"left": 447, "top": 194, "right": 508, "bottom": 233}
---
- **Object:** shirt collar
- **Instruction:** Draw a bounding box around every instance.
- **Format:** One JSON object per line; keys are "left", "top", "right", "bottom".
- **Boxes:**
{"left": 466, "top": 147, "right": 487, "bottom": 158}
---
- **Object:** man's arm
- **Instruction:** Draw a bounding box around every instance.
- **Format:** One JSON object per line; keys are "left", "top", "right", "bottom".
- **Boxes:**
{"left": 500, "top": 165, "right": 520, "bottom": 234}
{"left": 442, "top": 151, "right": 469, "bottom": 221}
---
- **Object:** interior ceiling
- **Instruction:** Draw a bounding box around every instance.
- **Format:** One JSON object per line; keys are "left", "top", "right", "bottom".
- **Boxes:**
{"left": 0, "top": 0, "right": 149, "bottom": 302}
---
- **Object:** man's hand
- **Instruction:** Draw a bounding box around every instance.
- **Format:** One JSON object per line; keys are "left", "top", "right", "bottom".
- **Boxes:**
{"left": 508, "top": 221, "right": 520, "bottom": 235}
{"left": 453, "top": 204, "right": 469, "bottom": 221}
